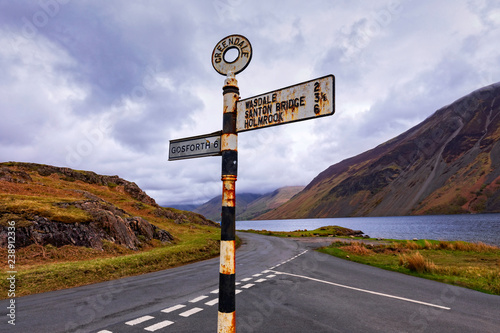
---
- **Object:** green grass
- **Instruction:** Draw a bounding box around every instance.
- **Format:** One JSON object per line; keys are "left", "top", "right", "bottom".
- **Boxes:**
{"left": 0, "top": 163, "right": 230, "bottom": 298}
{"left": 240, "top": 225, "right": 363, "bottom": 238}
{"left": 0, "top": 194, "right": 92, "bottom": 225}
{"left": 319, "top": 239, "right": 500, "bottom": 295}
{"left": 0, "top": 226, "right": 222, "bottom": 298}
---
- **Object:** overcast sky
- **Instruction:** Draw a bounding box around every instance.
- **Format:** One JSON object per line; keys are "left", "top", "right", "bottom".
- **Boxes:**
{"left": 1, "top": 0, "right": 499, "bottom": 206}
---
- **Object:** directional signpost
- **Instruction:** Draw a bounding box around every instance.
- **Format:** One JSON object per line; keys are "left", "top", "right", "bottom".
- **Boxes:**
{"left": 169, "top": 34, "right": 335, "bottom": 332}
{"left": 236, "top": 75, "right": 335, "bottom": 132}
{"left": 168, "top": 131, "right": 221, "bottom": 161}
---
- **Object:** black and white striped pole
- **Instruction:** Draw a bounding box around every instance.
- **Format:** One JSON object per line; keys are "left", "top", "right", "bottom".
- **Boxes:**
{"left": 212, "top": 35, "right": 252, "bottom": 333}
{"left": 218, "top": 73, "right": 238, "bottom": 331}
{"left": 170, "top": 33, "right": 333, "bottom": 332}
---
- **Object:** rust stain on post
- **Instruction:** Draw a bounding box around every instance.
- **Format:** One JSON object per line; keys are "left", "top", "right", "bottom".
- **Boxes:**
{"left": 220, "top": 240, "right": 235, "bottom": 275}
{"left": 223, "top": 92, "right": 239, "bottom": 114}
{"left": 218, "top": 311, "right": 236, "bottom": 333}
{"left": 221, "top": 133, "right": 237, "bottom": 151}
{"left": 221, "top": 177, "right": 236, "bottom": 207}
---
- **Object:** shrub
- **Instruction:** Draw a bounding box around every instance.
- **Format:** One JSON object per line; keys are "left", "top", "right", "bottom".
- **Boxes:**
{"left": 399, "top": 251, "right": 436, "bottom": 273}
{"left": 423, "top": 240, "right": 433, "bottom": 249}
{"left": 405, "top": 241, "right": 421, "bottom": 250}
{"left": 454, "top": 241, "right": 498, "bottom": 252}
{"left": 343, "top": 243, "right": 373, "bottom": 255}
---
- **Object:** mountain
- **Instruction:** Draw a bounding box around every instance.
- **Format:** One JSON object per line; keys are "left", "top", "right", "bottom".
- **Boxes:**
{"left": 166, "top": 204, "right": 198, "bottom": 211}
{"left": 193, "top": 193, "right": 261, "bottom": 221}
{"left": 193, "top": 186, "right": 304, "bottom": 221}
{"left": 258, "top": 82, "right": 500, "bottom": 219}
{"left": 0, "top": 162, "right": 217, "bottom": 250}
{"left": 237, "top": 186, "right": 305, "bottom": 220}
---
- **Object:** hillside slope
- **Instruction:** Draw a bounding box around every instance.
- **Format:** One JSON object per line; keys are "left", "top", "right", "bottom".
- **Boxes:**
{"left": 259, "top": 82, "right": 500, "bottom": 219}
{"left": 193, "top": 186, "right": 304, "bottom": 221}
{"left": 0, "top": 162, "right": 217, "bottom": 250}
{"left": 238, "top": 186, "right": 305, "bottom": 220}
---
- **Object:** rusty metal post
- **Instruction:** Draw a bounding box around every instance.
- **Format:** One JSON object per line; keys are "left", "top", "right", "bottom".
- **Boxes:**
{"left": 218, "top": 72, "right": 239, "bottom": 332}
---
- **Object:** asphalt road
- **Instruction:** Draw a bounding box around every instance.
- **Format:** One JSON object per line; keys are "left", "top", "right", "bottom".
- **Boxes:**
{"left": 2, "top": 233, "right": 499, "bottom": 333}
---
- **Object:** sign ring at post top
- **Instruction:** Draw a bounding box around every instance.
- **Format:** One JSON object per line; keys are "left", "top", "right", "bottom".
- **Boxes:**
{"left": 212, "top": 34, "right": 252, "bottom": 76}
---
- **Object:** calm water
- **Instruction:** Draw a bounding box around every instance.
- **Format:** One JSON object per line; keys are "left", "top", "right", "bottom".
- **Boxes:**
{"left": 236, "top": 214, "right": 500, "bottom": 246}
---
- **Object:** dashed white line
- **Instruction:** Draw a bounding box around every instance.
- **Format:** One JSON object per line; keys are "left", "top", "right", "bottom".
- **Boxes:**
{"left": 270, "top": 250, "right": 309, "bottom": 269}
{"left": 125, "top": 315, "right": 154, "bottom": 326}
{"left": 161, "top": 304, "right": 186, "bottom": 313}
{"left": 271, "top": 270, "right": 451, "bottom": 310}
{"left": 117, "top": 269, "right": 283, "bottom": 332}
{"left": 179, "top": 307, "right": 204, "bottom": 317}
{"left": 189, "top": 295, "right": 209, "bottom": 303}
{"left": 144, "top": 320, "right": 175, "bottom": 331}
{"left": 97, "top": 331, "right": 113, "bottom": 333}
{"left": 205, "top": 298, "right": 219, "bottom": 306}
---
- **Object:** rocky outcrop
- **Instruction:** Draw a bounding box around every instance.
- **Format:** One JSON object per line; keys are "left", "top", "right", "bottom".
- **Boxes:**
{"left": 1, "top": 200, "right": 174, "bottom": 250}
{"left": 0, "top": 162, "right": 217, "bottom": 250}
{"left": 0, "top": 167, "right": 32, "bottom": 183}
{"left": 0, "top": 210, "right": 174, "bottom": 250}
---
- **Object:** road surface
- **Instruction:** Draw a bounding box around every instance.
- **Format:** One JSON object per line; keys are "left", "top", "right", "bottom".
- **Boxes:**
{"left": 2, "top": 232, "right": 499, "bottom": 332}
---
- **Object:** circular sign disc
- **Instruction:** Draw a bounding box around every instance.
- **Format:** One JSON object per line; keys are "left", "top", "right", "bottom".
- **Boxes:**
{"left": 212, "top": 34, "right": 252, "bottom": 76}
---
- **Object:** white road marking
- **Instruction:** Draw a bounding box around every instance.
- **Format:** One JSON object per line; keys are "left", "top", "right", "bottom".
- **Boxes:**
{"left": 179, "top": 307, "right": 204, "bottom": 317}
{"left": 270, "top": 250, "right": 310, "bottom": 270}
{"left": 262, "top": 270, "right": 271, "bottom": 273}
{"left": 97, "top": 331, "right": 113, "bottom": 333}
{"left": 271, "top": 270, "right": 451, "bottom": 310}
{"left": 144, "top": 320, "right": 175, "bottom": 331}
{"left": 125, "top": 315, "right": 154, "bottom": 326}
{"left": 210, "top": 289, "right": 219, "bottom": 293}
{"left": 235, "top": 282, "right": 241, "bottom": 285}
{"left": 266, "top": 274, "right": 276, "bottom": 278}
{"left": 241, "top": 277, "right": 252, "bottom": 281}
{"left": 161, "top": 304, "right": 186, "bottom": 313}
{"left": 252, "top": 273, "right": 262, "bottom": 277}
{"left": 255, "top": 278, "right": 267, "bottom": 283}
{"left": 189, "top": 295, "right": 209, "bottom": 303}
{"left": 241, "top": 283, "right": 255, "bottom": 289}
{"left": 205, "top": 298, "right": 219, "bottom": 306}
{"left": 236, "top": 289, "right": 243, "bottom": 294}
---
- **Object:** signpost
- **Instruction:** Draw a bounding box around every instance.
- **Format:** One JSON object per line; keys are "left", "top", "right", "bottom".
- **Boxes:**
{"left": 168, "top": 131, "right": 221, "bottom": 161}
{"left": 236, "top": 75, "right": 335, "bottom": 132}
{"left": 169, "top": 34, "right": 335, "bottom": 332}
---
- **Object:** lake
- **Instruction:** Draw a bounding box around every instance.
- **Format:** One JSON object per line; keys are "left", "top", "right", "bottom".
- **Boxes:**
{"left": 236, "top": 213, "right": 500, "bottom": 246}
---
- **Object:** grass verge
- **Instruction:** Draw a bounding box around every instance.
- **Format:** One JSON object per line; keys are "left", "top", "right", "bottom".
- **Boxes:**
{"left": 318, "top": 239, "right": 500, "bottom": 295}
{"left": 0, "top": 224, "right": 223, "bottom": 299}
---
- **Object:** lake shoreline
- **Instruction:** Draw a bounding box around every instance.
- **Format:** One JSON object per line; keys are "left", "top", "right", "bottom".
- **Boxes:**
{"left": 236, "top": 213, "right": 500, "bottom": 246}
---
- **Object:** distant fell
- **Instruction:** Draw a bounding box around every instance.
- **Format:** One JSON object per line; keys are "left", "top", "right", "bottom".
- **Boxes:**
{"left": 193, "top": 186, "right": 304, "bottom": 221}
{"left": 258, "top": 82, "right": 500, "bottom": 219}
